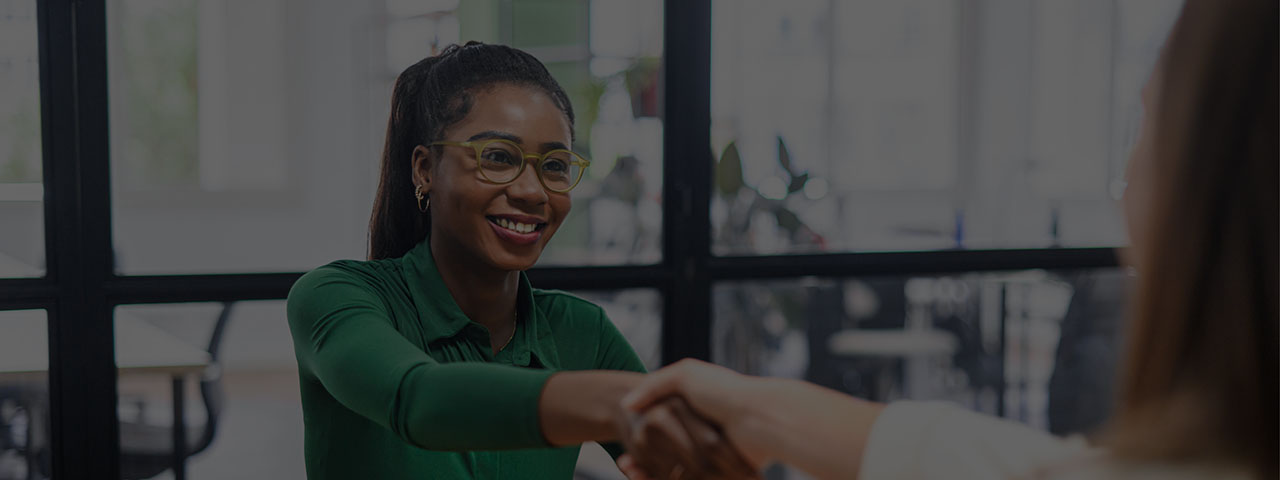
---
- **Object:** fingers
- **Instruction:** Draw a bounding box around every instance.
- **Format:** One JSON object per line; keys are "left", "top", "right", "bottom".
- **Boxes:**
{"left": 643, "top": 401, "right": 700, "bottom": 465}
{"left": 626, "top": 398, "right": 761, "bottom": 480}
{"left": 627, "top": 399, "right": 709, "bottom": 479}
{"left": 617, "top": 455, "right": 657, "bottom": 480}
{"left": 667, "top": 397, "right": 762, "bottom": 479}
{"left": 622, "top": 360, "right": 764, "bottom": 478}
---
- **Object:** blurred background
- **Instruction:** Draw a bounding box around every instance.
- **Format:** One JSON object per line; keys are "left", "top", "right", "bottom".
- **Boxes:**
{"left": 0, "top": 0, "right": 1181, "bottom": 479}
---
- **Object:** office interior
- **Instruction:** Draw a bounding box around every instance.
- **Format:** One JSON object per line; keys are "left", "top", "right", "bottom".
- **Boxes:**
{"left": 0, "top": 0, "right": 1185, "bottom": 478}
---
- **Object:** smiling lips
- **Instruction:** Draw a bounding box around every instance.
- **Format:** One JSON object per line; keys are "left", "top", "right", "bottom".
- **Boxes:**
{"left": 486, "top": 214, "right": 547, "bottom": 246}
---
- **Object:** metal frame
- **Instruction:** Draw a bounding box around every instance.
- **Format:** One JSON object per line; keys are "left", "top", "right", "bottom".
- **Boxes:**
{"left": 0, "top": 0, "right": 1118, "bottom": 477}
{"left": 34, "top": 1, "right": 119, "bottom": 477}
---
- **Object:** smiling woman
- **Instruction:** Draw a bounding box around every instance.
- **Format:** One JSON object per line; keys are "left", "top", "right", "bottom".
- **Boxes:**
{"left": 412, "top": 84, "right": 581, "bottom": 271}
{"left": 286, "top": 42, "right": 755, "bottom": 480}
{"left": 421, "top": 96, "right": 573, "bottom": 261}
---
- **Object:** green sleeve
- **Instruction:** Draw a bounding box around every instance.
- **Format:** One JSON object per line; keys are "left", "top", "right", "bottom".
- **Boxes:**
{"left": 590, "top": 306, "right": 648, "bottom": 460}
{"left": 286, "top": 266, "right": 555, "bottom": 451}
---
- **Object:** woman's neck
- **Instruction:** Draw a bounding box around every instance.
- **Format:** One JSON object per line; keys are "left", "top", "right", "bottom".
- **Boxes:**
{"left": 429, "top": 235, "right": 520, "bottom": 336}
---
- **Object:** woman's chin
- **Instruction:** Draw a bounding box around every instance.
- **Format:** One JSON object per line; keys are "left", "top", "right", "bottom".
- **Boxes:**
{"left": 488, "top": 253, "right": 542, "bottom": 272}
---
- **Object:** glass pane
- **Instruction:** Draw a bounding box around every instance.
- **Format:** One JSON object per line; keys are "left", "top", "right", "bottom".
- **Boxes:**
{"left": 0, "top": 309, "right": 50, "bottom": 479}
{"left": 109, "top": 0, "right": 662, "bottom": 275}
{"left": 713, "top": 268, "right": 1131, "bottom": 438}
{"left": 115, "top": 301, "right": 305, "bottom": 478}
{"left": 710, "top": 0, "right": 1182, "bottom": 255}
{"left": 0, "top": 0, "right": 45, "bottom": 278}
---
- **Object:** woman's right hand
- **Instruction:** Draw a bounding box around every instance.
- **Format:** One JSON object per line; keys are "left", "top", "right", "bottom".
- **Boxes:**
{"left": 614, "top": 396, "right": 760, "bottom": 480}
{"left": 620, "top": 360, "right": 775, "bottom": 470}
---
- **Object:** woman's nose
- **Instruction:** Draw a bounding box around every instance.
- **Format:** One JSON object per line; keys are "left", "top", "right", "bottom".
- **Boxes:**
{"left": 505, "top": 164, "right": 548, "bottom": 205}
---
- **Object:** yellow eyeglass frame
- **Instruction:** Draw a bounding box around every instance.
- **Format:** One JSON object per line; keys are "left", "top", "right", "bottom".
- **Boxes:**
{"left": 429, "top": 139, "right": 591, "bottom": 193}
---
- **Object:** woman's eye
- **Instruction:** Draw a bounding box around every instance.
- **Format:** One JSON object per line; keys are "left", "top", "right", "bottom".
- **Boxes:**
{"left": 542, "top": 159, "right": 569, "bottom": 173}
{"left": 482, "top": 150, "right": 518, "bottom": 165}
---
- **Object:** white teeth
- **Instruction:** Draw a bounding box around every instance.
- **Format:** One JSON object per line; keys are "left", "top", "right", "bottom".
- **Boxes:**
{"left": 494, "top": 218, "right": 537, "bottom": 234}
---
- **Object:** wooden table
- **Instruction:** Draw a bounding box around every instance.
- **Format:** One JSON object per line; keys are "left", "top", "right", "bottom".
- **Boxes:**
{"left": 0, "top": 309, "right": 210, "bottom": 480}
{"left": 827, "top": 328, "right": 959, "bottom": 399}
{"left": 827, "top": 329, "right": 959, "bottom": 358}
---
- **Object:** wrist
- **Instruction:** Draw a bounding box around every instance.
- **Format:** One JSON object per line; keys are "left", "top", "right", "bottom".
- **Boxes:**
{"left": 718, "top": 377, "right": 783, "bottom": 467}
{"left": 540, "top": 371, "right": 643, "bottom": 446}
{"left": 716, "top": 373, "right": 771, "bottom": 425}
{"left": 593, "top": 372, "right": 643, "bottom": 442}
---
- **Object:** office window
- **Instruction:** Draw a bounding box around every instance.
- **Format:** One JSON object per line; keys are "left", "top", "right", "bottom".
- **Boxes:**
{"left": 108, "top": 0, "right": 375, "bottom": 274}
{"left": 714, "top": 268, "right": 1131, "bottom": 436}
{"left": 0, "top": 309, "right": 49, "bottom": 479}
{"left": 114, "top": 301, "right": 303, "bottom": 478}
{"left": 710, "top": 0, "right": 1181, "bottom": 255}
{"left": 0, "top": 0, "right": 44, "bottom": 278}
{"left": 715, "top": 268, "right": 1135, "bottom": 480}
{"left": 107, "top": 0, "right": 664, "bottom": 275}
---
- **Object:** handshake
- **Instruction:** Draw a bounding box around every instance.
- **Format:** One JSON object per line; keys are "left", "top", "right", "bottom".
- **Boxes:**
{"left": 611, "top": 360, "right": 769, "bottom": 480}
{"left": 542, "top": 359, "right": 885, "bottom": 479}
{"left": 598, "top": 359, "right": 884, "bottom": 480}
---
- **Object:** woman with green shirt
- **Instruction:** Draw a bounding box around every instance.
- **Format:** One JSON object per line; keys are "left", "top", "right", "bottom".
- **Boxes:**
{"left": 286, "top": 42, "right": 756, "bottom": 479}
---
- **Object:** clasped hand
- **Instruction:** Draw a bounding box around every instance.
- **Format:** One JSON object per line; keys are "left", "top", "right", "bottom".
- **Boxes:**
{"left": 612, "top": 360, "right": 769, "bottom": 480}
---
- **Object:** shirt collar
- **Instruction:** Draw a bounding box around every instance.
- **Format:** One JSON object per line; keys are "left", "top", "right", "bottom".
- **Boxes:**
{"left": 401, "top": 239, "right": 557, "bottom": 368}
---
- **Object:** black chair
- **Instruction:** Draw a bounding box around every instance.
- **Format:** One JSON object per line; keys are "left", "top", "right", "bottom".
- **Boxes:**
{"left": 0, "top": 384, "right": 49, "bottom": 480}
{"left": 119, "top": 301, "right": 234, "bottom": 479}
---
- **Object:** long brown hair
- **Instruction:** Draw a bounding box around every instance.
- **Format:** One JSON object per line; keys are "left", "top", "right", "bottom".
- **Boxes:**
{"left": 1108, "top": 0, "right": 1278, "bottom": 476}
{"left": 367, "top": 42, "right": 574, "bottom": 260}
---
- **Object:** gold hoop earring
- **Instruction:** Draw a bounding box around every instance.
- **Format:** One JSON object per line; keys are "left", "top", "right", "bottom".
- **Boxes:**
{"left": 414, "top": 185, "right": 430, "bottom": 213}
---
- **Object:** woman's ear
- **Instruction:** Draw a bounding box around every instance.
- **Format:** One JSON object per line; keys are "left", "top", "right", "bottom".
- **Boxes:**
{"left": 411, "top": 145, "right": 433, "bottom": 192}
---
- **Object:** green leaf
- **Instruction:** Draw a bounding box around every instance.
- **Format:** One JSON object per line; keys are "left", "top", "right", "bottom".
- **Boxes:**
{"left": 788, "top": 173, "right": 809, "bottom": 194}
{"left": 777, "top": 136, "right": 795, "bottom": 176}
{"left": 716, "top": 142, "right": 745, "bottom": 197}
{"left": 774, "top": 206, "right": 804, "bottom": 232}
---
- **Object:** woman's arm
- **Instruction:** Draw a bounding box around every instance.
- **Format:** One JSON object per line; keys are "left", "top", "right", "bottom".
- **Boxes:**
{"left": 624, "top": 359, "right": 1093, "bottom": 480}
{"left": 289, "top": 267, "right": 632, "bottom": 450}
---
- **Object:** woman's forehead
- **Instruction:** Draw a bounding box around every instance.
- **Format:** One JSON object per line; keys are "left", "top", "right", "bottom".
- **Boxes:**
{"left": 449, "top": 84, "right": 572, "bottom": 146}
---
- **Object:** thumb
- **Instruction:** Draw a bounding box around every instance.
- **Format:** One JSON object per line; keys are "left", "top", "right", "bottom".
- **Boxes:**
{"left": 621, "top": 365, "right": 690, "bottom": 412}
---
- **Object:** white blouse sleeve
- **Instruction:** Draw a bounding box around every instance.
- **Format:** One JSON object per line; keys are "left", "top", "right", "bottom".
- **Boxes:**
{"left": 858, "top": 401, "right": 1092, "bottom": 480}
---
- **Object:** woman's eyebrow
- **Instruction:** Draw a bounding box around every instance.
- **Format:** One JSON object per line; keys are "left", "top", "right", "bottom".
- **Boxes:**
{"left": 465, "top": 130, "right": 568, "bottom": 152}
{"left": 539, "top": 141, "right": 569, "bottom": 152}
{"left": 466, "top": 130, "right": 522, "bottom": 143}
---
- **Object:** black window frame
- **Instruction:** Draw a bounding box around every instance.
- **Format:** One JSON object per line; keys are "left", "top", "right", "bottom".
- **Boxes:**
{"left": 0, "top": 0, "right": 1117, "bottom": 477}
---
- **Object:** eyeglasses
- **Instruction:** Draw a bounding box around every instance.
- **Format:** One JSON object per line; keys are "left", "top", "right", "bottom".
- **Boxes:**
{"left": 429, "top": 139, "right": 590, "bottom": 193}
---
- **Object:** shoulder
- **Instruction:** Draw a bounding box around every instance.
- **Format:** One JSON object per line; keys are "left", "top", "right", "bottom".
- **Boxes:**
{"left": 529, "top": 289, "right": 609, "bottom": 337}
{"left": 532, "top": 289, "right": 608, "bottom": 327}
{"left": 288, "top": 259, "right": 405, "bottom": 309}
{"left": 531, "top": 289, "right": 643, "bottom": 371}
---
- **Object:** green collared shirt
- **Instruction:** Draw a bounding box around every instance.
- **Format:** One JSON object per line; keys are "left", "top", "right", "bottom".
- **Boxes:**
{"left": 286, "top": 239, "right": 646, "bottom": 479}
